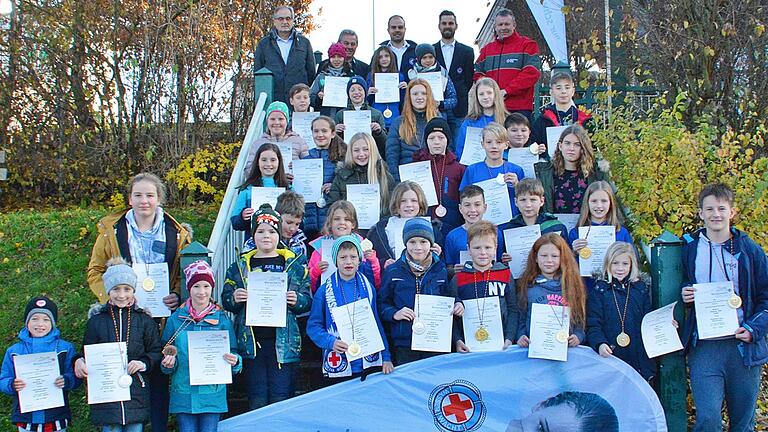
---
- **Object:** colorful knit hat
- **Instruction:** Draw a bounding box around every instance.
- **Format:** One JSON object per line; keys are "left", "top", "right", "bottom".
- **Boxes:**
{"left": 251, "top": 203, "right": 282, "bottom": 237}
{"left": 184, "top": 260, "right": 215, "bottom": 290}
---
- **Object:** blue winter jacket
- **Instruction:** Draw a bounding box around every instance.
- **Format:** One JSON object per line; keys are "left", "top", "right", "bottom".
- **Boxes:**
{"left": 161, "top": 305, "right": 241, "bottom": 414}
{"left": 681, "top": 228, "right": 768, "bottom": 367}
{"left": 301, "top": 148, "right": 340, "bottom": 234}
{"left": 0, "top": 328, "right": 80, "bottom": 426}
{"left": 377, "top": 253, "right": 454, "bottom": 348}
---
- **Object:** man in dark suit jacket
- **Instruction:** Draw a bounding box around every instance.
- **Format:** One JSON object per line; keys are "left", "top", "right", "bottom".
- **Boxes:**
{"left": 339, "top": 29, "right": 371, "bottom": 78}
{"left": 433, "top": 10, "right": 475, "bottom": 144}
{"left": 376, "top": 15, "right": 417, "bottom": 78}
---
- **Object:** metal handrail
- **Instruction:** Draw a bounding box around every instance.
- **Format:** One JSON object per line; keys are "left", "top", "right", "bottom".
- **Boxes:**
{"left": 207, "top": 92, "right": 268, "bottom": 300}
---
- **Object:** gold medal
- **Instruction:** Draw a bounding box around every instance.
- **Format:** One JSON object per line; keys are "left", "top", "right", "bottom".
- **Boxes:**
{"left": 728, "top": 294, "right": 742, "bottom": 309}
{"left": 347, "top": 341, "right": 361, "bottom": 357}
{"left": 162, "top": 345, "right": 178, "bottom": 357}
{"left": 435, "top": 205, "right": 447, "bottom": 218}
{"left": 412, "top": 319, "right": 426, "bottom": 335}
{"left": 383, "top": 108, "right": 392, "bottom": 119}
{"left": 142, "top": 277, "right": 155, "bottom": 291}
{"left": 616, "top": 332, "right": 631, "bottom": 347}
{"left": 579, "top": 247, "right": 592, "bottom": 259}
{"left": 556, "top": 329, "right": 569, "bottom": 343}
{"left": 474, "top": 326, "right": 489, "bottom": 342}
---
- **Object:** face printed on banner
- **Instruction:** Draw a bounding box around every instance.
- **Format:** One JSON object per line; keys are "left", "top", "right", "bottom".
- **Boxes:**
{"left": 189, "top": 281, "right": 212, "bottom": 310}
{"left": 406, "top": 237, "right": 431, "bottom": 262}
{"left": 282, "top": 214, "right": 302, "bottom": 239}
{"left": 506, "top": 403, "right": 581, "bottom": 431}
{"left": 267, "top": 111, "right": 288, "bottom": 137}
{"left": 477, "top": 84, "right": 495, "bottom": 110}
{"left": 330, "top": 209, "right": 354, "bottom": 238}
{"left": 426, "top": 131, "right": 448, "bottom": 155}
{"left": 537, "top": 243, "right": 561, "bottom": 279}
{"left": 129, "top": 180, "right": 160, "bottom": 219}
{"left": 336, "top": 246, "right": 361, "bottom": 280}
{"left": 329, "top": 54, "right": 345, "bottom": 69}
{"left": 410, "top": 85, "right": 428, "bottom": 111}
{"left": 398, "top": 190, "right": 420, "bottom": 218}
{"left": 558, "top": 134, "right": 582, "bottom": 164}
{"left": 258, "top": 150, "right": 280, "bottom": 177}
{"left": 699, "top": 195, "right": 735, "bottom": 234}
{"left": 351, "top": 139, "right": 370, "bottom": 166}
{"left": 588, "top": 190, "right": 611, "bottom": 223}
{"left": 469, "top": 234, "right": 497, "bottom": 270}
{"left": 378, "top": 50, "right": 392, "bottom": 69}
{"left": 254, "top": 224, "right": 280, "bottom": 253}
{"left": 516, "top": 193, "right": 545, "bottom": 220}
{"left": 506, "top": 392, "right": 619, "bottom": 432}
{"left": 610, "top": 253, "right": 632, "bottom": 282}
{"left": 459, "top": 195, "right": 487, "bottom": 224}
{"left": 312, "top": 119, "right": 334, "bottom": 149}
{"left": 507, "top": 124, "right": 531, "bottom": 148}
{"left": 349, "top": 84, "right": 366, "bottom": 105}
{"left": 551, "top": 79, "right": 576, "bottom": 107}
{"left": 27, "top": 313, "right": 53, "bottom": 337}
{"left": 290, "top": 90, "right": 310, "bottom": 113}
{"left": 109, "top": 284, "right": 135, "bottom": 308}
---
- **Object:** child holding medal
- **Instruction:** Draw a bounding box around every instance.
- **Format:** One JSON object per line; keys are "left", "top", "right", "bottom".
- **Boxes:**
{"left": 586, "top": 242, "right": 657, "bottom": 381}
{"left": 75, "top": 258, "right": 162, "bottom": 431}
{"left": 411, "top": 117, "right": 466, "bottom": 238}
{"left": 366, "top": 46, "right": 406, "bottom": 129}
{"left": 680, "top": 184, "right": 768, "bottom": 431}
{"left": 516, "top": 234, "right": 586, "bottom": 349}
{"left": 378, "top": 218, "right": 463, "bottom": 364}
{"left": 455, "top": 77, "right": 508, "bottom": 159}
{"left": 452, "top": 221, "right": 517, "bottom": 353}
{"left": 307, "top": 235, "right": 394, "bottom": 381}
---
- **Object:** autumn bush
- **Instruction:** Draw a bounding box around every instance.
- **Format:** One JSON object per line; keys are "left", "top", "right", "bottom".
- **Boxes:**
{"left": 166, "top": 141, "right": 242, "bottom": 206}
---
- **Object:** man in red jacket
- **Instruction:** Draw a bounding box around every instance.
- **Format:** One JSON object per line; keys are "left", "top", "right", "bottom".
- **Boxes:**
{"left": 474, "top": 8, "right": 541, "bottom": 121}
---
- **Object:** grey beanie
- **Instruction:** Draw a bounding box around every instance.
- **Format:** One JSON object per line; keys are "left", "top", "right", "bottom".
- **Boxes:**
{"left": 102, "top": 258, "right": 137, "bottom": 296}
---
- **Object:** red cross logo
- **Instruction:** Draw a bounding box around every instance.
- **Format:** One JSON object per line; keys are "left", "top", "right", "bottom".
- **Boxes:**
{"left": 442, "top": 393, "right": 474, "bottom": 423}
{"left": 328, "top": 351, "right": 342, "bottom": 367}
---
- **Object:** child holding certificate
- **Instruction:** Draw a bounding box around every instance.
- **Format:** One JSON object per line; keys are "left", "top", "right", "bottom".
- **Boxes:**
{"left": 307, "top": 235, "right": 394, "bottom": 380}
{"left": 586, "top": 242, "right": 656, "bottom": 381}
{"left": 366, "top": 46, "right": 406, "bottom": 129}
{"left": 568, "top": 181, "right": 633, "bottom": 289}
{"left": 411, "top": 117, "right": 466, "bottom": 238}
{"left": 310, "top": 42, "right": 355, "bottom": 118}
{"left": 530, "top": 72, "right": 593, "bottom": 153}
{"left": 221, "top": 204, "right": 311, "bottom": 410}
{"left": 505, "top": 113, "right": 546, "bottom": 156}
{"left": 301, "top": 115, "right": 347, "bottom": 239}
{"left": 680, "top": 184, "right": 768, "bottom": 431}
{"left": 231, "top": 143, "right": 291, "bottom": 233}
{"left": 452, "top": 221, "right": 517, "bottom": 352}
{"left": 379, "top": 218, "right": 464, "bottom": 364}
{"left": 459, "top": 122, "right": 526, "bottom": 216}
{"left": 333, "top": 76, "right": 388, "bottom": 155}
{"left": 455, "top": 77, "right": 507, "bottom": 159}
{"left": 505, "top": 179, "right": 568, "bottom": 238}
{"left": 516, "top": 234, "right": 586, "bottom": 349}
{"left": 1, "top": 296, "right": 79, "bottom": 432}
{"left": 74, "top": 259, "right": 162, "bottom": 431}
{"left": 308, "top": 200, "right": 381, "bottom": 293}
{"left": 161, "top": 261, "right": 241, "bottom": 431}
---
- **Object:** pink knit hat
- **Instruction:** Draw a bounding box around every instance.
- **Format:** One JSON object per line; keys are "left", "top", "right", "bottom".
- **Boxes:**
{"left": 184, "top": 260, "right": 215, "bottom": 290}
{"left": 328, "top": 42, "right": 347, "bottom": 59}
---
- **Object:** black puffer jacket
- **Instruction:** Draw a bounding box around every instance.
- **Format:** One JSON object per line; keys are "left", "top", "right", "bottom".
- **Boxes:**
{"left": 79, "top": 303, "right": 161, "bottom": 426}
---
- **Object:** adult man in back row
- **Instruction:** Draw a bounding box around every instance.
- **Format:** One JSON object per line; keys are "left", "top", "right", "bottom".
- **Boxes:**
{"left": 433, "top": 10, "right": 475, "bottom": 138}
{"left": 474, "top": 8, "right": 541, "bottom": 121}
{"left": 377, "top": 15, "right": 417, "bottom": 78}
{"left": 339, "top": 29, "right": 371, "bottom": 78}
{"left": 253, "top": 5, "right": 317, "bottom": 102}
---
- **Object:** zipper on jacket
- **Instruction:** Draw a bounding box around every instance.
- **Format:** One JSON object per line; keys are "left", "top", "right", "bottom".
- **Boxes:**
{"left": 118, "top": 307, "right": 126, "bottom": 425}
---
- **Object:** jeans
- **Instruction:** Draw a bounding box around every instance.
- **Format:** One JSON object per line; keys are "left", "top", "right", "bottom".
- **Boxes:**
{"left": 241, "top": 339, "right": 295, "bottom": 410}
{"left": 688, "top": 338, "right": 762, "bottom": 431}
{"left": 102, "top": 424, "right": 143, "bottom": 432}
{"left": 176, "top": 413, "right": 220, "bottom": 432}
{"left": 148, "top": 366, "right": 170, "bottom": 432}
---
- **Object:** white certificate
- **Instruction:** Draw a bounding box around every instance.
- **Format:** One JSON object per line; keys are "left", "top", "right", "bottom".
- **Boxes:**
{"left": 275, "top": 142, "right": 293, "bottom": 173}
{"left": 291, "top": 111, "right": 320, "bottom": 148}
{"left": 320, "top": 239, "right": 336, "bottom": 284}
{"left": 343, "top": 110, "right": 372, "bottom": 140}
{"left": 417, "top": 72, "right": 444, "bottom": 101}
{"left": 506, "top": 148, "right": 538, "bottom": 179}
{"left": 246, "top": 272, "right": 288, "bottom": 327}
{"left": 132, "top": 263, "right": 171, "bottom": 318}
{"left": 504, "top": 225, "right": 541, "bottom": 278}
{"left": 459, "top": 250, "right": 471, "bottom": 266}
{"left": 390, "top": 216, "right": 431, "bottom": 260}
{"left": 462, "top": 297, "right": 504, "bottom": 352}
{"left": 642, "top": 302, "right": 683, "bottom": 358}
{"left": 251, "top": 186, "right": 286, "bottom": 210}
{"left": 84, "top": 342, "right": 131, "bottom": 404}
{"left": 554, "top": 213, "right": 580, "bottom": 233}
{"left": 411, "top": 295, "right": 455, "bottom": 353}
{"left": 187, "top": 331, "right": 232, "bottom": 385}
{"left": 578, "top": 225, "right": 616, "bottom": 277}
{"left": 346, "top": 184, "right": 380, "bottom": 229}
{"left": 322, "top": 76, "right": 350, "bottom": 107}
{"left": 374, "top": 73, "right": 400, "bottom": 103}
{"left": 459, "top": 127, "right": 485, "bottom": 166}
{"left": 528, "top": 303, "right": 570, "bottom": 362}
{"left": 694, "top": 282, "right": 740, "bottom": 340}
{"left": 399, "top": 161, "right": 438, "bottom": 206}
{"left": 473, "top": 178, "right": 513, "bottom": 225}
{"left": 292, "top": 159, "right": 324, "bottom": 203}
{"left": 13, "top": 352, "right": 65, "bottom": 413}
{"left": 546, "top": 125, "right": 568, "bottom": 159}
{"left": 331, "top": 298, "right": 386, "bottom": 361}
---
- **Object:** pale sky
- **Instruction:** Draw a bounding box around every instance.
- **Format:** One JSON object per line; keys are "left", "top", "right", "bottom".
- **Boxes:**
{"left": 306, "top": 0, "right": 494, "bottom": 63}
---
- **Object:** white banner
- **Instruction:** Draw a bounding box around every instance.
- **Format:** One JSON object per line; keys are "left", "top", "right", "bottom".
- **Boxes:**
{"left": 526, "top": 0, "right": 568, "bottom": 63}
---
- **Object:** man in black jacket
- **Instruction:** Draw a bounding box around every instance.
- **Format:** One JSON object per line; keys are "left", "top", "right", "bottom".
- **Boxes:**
{"left": 433, "top": 10, "right": 475, "bottom": 140}
{"left": 253, "top": 5, "right": 316, "bottom": 102}
{"left": 376, "top": 15, "right": 417, "bottom": 78}
{"left": 339, "top": 29, "right": 371, "bottom": 78}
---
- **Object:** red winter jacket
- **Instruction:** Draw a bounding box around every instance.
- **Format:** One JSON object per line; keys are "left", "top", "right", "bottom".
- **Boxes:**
{"left": 474, "top": 32, "right": 541, "bottom": 111}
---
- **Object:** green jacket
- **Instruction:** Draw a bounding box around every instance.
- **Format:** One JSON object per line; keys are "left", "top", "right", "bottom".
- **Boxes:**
{"left": 327, "top": 162, "right": 396, "bottom": 215}
{"left": 534, "top": 160, "right": 611, "bottom": 213}
{"left": 221, "top": 248, "right": 310, "bottom": 363}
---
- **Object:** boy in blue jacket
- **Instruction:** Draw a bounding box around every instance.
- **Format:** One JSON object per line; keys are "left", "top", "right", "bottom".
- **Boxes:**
{"left": 680, "top": 183, "right": 768, "bottom": 431}
{"left": 0, "top": 296, "right": 80, "bottom": 431}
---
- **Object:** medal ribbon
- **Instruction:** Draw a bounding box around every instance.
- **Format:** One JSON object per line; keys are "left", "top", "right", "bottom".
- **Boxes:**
{"left": 109, "top": 304, "right": 131, "bottom": 375}
{"left": 472, "top": 270, "right": 490, "bottom": 328}
{"left": 610, "top": 280, "right": 631, "bottom": 341}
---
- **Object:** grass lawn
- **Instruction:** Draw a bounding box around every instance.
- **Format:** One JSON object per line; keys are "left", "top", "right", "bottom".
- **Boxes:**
{"left": 0, "top": 206, "right": 215, "bottom": 432}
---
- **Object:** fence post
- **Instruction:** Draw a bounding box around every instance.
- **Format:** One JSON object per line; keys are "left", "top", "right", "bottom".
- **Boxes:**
{"left": 179, "top": 241, "right": 212, "bottom": 301}
{"left": 253, "top": 67, "right": 274, "bottom": 109}
{"left": 649, "top": 231, "right": 687, "bottom": 432}
{"left": 0, "top": 150, "right": 6, "bottom": 181}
